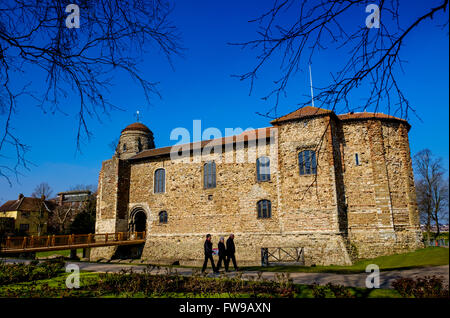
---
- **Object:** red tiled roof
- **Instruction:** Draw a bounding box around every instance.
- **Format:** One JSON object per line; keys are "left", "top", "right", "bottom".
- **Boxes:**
{"left": 127, "top": 107, "right": 411, "bottom": 161}
{"left": 122, "top": 122, "right": 151, "bottom": 133}
{"left": 338, "top": 112, "right": 408, "bottom": 122}
{"left": 338, "top": 112, "right": 411, "bottom": 130}
{"left": 270, "top": 106, "right": 332, "bottom": 124}
{"left": 0, "top": 197, "right": 56, "bottom": 212}
{"left": 271, "top": 106, "right": 410, "bottom": 129}
{"left": 129, "top": 127, "right": 275, "bottom": 160}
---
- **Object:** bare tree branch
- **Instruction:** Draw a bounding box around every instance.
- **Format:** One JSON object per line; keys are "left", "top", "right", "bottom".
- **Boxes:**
{"left": 0, "top": 0, "right": 183, "bottom": 183}
{"left": 232, "top": 0, "right": 448, "bottom": 119}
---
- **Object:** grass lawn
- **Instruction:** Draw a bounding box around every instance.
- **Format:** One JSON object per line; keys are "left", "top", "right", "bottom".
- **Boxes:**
{"left": 242, "top": 247, "right": 449, "bottom": 274}
{"left": 0, "top": 271, "right": 401, "bottom": 298}
{"left": 36, "top": 249, "right": 83, "bottom": 259}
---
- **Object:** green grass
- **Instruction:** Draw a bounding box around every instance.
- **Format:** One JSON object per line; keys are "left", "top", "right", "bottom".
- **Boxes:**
{"left": 36, "top": 249, "right": 83, "bottom": 258}
{"left": 0, "top": 271, "right": 401, "bottom": 298}
{"left": 242, "top": 247, "right": 449, "bottom": 274}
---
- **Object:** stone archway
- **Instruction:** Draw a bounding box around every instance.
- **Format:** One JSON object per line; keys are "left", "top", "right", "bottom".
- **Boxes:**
{"left": 129, "top": 208, "right": 147, "bottom": 233}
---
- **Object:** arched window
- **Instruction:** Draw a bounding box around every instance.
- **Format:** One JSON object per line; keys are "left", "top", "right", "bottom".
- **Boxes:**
{"left": 299, "top": 150, "right": 317, "bottom": 175}
{"left": 203, "top": 161, "right": 216, "bottom": 189}
{"left": 257, "top": 200, "right": 272, "bottom": 218}
{"left": 138, "top": 138, "right": 142, "bottom": 152}
{"left": 256, "top": 157, "right": 270, "bottom": 181}
{"left": 123, "top": 143, "right": 127, "bottom": 151}
{"left": 159, "top": 211, "right": 168, "bottom": 224}
{"left": 154, "top": 168, "right": 165, "bottom": 193}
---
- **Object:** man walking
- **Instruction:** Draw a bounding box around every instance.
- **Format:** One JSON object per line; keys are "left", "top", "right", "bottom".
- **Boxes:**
{"left": 202, "top": 234, "right": 218, "bottom": 273}
{"left": 225, "top": 234, "right": 238, "bottom": 272}
{"left": 216, "top": 236, "right": 227, "bottom": 271}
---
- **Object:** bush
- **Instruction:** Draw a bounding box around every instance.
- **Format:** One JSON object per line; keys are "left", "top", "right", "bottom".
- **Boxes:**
{"left": 92, "top": 266, "right": 295, "bottom": 297}
{"left": 311, "top": 282, "right": 354, "bottom": 298}
{"left": 392, "top": 276, "right": 449, "bottom": 298}
{"left": 0, "top": 259, "right": 65, "bottom": 286}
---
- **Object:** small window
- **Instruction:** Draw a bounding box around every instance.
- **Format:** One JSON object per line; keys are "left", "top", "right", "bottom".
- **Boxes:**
{"left": 355, "top": 153, "right": 360, "bottom": 166}
{"left": 257, "top": 200, "right": 272, "bottom": 218}
{"left": 159, "top": 211, "right": 168, "bottom": 224}
{"left": 19, "top": 224, "right": 29, "bottom": 232}
{"left": 204, "top": 161, "right": 216, "bottom": 189}
{"left": 138, "top": 138, "right": 142, "bottom": 152}
{"left": 257, "top": 157, "right": 270, "bottom": 181}
{"left": 299, "top": 150, "right": 317, "bottom": 175}
{"left": 123, "top": 143, "right": 127, "bottom": 151}
{"left": 154, "top": 168, "right": 165, "bottom": 193}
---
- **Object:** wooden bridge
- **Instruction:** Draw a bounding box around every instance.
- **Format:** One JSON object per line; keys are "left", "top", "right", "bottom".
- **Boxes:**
{"left": 0, "top": 232, "right": 146, "bottom": 254}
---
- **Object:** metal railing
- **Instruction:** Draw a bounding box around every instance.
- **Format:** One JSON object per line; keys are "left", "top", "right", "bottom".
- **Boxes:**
{"left": 424, "top": 239, "right": 449, "bottom": 247}
{"left": 261, "top": 247, "right": 305, "bottom": 266}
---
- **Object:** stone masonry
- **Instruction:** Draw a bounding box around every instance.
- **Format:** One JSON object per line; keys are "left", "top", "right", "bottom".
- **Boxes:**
{"left": 91, "top": 106, "right": 423, "bottom": 266}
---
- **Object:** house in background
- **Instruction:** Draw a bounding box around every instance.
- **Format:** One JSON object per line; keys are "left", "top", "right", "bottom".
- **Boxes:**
{"left": 0, "top": 194, "right": 56, "bottom": 235}
{"left": 48, "top": 190, "right": 96, "bottom": 233}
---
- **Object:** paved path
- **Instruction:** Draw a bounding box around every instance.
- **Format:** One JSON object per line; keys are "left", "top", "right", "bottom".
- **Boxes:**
{"left": 2, "top": 258, "right": 448, "bottom": 289}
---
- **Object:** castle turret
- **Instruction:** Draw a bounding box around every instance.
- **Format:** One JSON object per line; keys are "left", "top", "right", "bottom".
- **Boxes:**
{"left": 116, "top": 122, "right": 155, "bottom": 159}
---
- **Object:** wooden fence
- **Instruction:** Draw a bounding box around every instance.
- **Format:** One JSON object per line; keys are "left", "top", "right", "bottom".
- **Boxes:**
{"left": 0, "top": 232, "right": 146, "bottom": 254}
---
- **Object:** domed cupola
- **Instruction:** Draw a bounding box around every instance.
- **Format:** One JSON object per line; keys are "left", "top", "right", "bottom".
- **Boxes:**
{"left": 116, "top": 122, "right": 155, "bottom": 159}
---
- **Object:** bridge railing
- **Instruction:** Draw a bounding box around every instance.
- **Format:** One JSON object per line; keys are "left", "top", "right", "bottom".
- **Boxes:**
{"left": 1, "top": 232, "right": 146, "bottom": 251}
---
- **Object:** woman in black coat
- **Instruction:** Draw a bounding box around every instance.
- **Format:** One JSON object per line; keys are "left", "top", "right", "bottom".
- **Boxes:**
{"left": 216, "top": 236, "right": 227, "bottom": 271}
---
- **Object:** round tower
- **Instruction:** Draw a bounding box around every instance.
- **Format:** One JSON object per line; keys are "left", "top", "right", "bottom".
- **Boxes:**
{"left": 116, "top": 122, "right": 155, "bottom": 159}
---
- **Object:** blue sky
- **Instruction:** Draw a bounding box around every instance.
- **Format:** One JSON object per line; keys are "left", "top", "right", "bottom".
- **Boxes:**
{"left": 0, "top": 0, "right": 448, "bottom": 203}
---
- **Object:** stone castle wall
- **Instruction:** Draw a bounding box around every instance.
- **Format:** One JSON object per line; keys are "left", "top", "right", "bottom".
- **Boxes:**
{"left": 339, "top": 119, "right": 422, "bottom": 258}
{"left": 92, "top": 115, "right": 422, "bottom": 265}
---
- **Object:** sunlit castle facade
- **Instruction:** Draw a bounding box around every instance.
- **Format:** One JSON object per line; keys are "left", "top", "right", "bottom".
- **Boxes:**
{"left": 92, "top": 106, "right": 423, "bottom": 266}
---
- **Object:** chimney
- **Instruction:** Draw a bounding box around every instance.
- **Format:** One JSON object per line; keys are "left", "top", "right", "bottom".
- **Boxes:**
{"left": 18, "top": 193, "right": 24, "bottom": 200}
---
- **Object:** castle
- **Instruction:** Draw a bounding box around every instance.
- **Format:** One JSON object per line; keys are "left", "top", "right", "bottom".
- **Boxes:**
{"left": 91, "top": 106, "right": 423, "bottom": 266}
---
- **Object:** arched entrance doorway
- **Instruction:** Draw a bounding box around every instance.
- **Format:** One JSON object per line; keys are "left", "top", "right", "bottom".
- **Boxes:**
{"left": 129, "top": 208, "right": 147, "bottom": 233}
{"left": 115, "top": 208, "right": 146, "bottom": 260}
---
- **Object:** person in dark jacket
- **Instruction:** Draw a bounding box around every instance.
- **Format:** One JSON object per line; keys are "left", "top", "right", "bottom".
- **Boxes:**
{"left": 202, "top": 234, "right": 218, "bottom": 273}
{"left": 225, "top": 234, "right": 238, "bottom": 272}
{"left": 216, "top": 236, "right": 227, "bottom": 271}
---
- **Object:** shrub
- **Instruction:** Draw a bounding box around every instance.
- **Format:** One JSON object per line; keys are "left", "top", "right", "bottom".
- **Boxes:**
{"left": 0, "top": 259, "right": 65, "bottom": 286}
{"left": 92, "top": 266, "right": 295, "bottom": 297}
{"left": 392, "top": 276, "right": 449, "bottom": 298}
{"left": 311, "top": 282, "right": 354, "bottom": 298}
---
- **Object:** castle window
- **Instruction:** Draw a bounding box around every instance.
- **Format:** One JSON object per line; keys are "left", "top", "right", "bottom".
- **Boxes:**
{"left": 355, "top": 153, "right": 360, "bottom": 166}
{"left": 299, "top": 150, "right": 317, "bottom": 175}
{"left": 204, "top": 161, "right": 216, "bottom": 189}
{"left": 257, "top": 200, "right": 272, "bottom": 218}
{"left": 154, "top": 168, "right": 165, "bottom": 193}
{"left": 159, "top": 211, "right": 168, "bottom": 224}
{"left": 257, "top": 156, "right": 270, "bottom": 181}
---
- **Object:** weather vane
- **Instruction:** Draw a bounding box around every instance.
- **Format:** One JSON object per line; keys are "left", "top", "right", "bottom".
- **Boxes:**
{"left": 135, "top": 110, "right": 140, "bottom": 122}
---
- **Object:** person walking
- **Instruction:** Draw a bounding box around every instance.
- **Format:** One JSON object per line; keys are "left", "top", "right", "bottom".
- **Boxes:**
{"left": 202, "top": 234, "right": 218, "bottom": 273}
{"left": 225, "top": 234, "right": 238, "bottom": 272}
{"left": 216, "top": 236, "right": 227, "bottom": 271}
